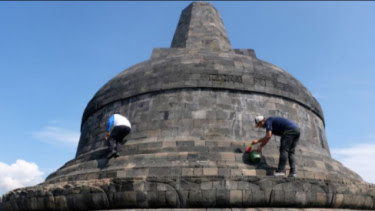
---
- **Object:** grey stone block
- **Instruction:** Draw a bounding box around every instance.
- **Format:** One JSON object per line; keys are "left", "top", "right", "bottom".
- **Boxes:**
{"left": 165, "top": 190, "right": 178, "bottom": 207}
{"left": 136, "top": 191, "right": 148, "bottom": 208}
{"left": 180, "top": 179, "right": 201, "bottom": 190}
{"left": 147, "top": 191, "right": 166, "bottom": 207}
{"left": 216, "top": 190, "right": 230, "bottom": 207}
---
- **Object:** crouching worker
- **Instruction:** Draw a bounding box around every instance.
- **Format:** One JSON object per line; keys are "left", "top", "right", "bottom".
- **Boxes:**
{"left": 105, "top": 113, "right": 131, "bottom": 159}
{"left": 251, "top": 115, "right": 300, "bottom": 177}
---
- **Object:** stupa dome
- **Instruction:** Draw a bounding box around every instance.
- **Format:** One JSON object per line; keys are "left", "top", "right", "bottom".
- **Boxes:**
{"left": 2, "top": 2, "right": 374, "bottom": 210}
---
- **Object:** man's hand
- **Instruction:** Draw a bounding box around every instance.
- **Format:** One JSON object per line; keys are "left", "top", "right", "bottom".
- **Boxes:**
{"left": 105, "top": 132, "right": 110, "bottom": 140}
{"left": 253, "top": 131, "right": 272, "bottom": 153}
{"left": 251, "top": 140, "right": 259, "bottom": 145}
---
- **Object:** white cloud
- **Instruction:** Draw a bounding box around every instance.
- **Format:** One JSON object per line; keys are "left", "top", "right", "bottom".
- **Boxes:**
{"left": 331, "top": 143, "right": 375, "bottom": 184}
{"left": 0, "top": 160, "right": 44, "bottom": 196}
{"left": 32, "top": 126, "right": 80, "bottom": 145}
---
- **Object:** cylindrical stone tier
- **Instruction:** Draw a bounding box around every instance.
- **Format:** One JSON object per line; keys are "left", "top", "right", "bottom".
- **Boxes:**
{"left": 43, "top": 49, "right": 361, "bottom": 185}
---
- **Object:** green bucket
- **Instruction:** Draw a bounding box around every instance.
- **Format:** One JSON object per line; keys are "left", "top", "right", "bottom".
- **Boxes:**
{"left": 249, "top": 151, "right": 262, "bottom": 163}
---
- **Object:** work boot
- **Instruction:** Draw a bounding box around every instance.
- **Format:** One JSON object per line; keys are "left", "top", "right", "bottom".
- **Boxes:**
{"left": 273, "top": 171, "right": 286, "bottom": 177}
{"left": 288, "top": 173, "right": 297, "bottom": 178}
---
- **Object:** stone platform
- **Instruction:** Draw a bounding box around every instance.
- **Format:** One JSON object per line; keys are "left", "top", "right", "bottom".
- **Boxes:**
{"left": 97, "top": 209, "right": 370, "bottom": 211}
{"left": 2, "top": 176, "right": 374, "bottom": 210}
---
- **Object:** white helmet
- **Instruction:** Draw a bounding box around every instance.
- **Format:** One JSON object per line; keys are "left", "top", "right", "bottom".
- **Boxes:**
{"left": 254, "top": 115, "right": 265, "bottom": 127}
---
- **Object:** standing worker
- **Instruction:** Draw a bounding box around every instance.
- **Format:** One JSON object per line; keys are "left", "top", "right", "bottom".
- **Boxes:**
{"left": 251, "top": 115, "right": 300, "bottom": 177}
{"left": 105, "top": 113, "right": 131, "bottom": 159}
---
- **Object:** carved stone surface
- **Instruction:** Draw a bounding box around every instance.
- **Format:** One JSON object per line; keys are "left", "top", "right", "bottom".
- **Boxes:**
{"left": 2, "top": 2, "right": 374, "bottom": 210}
{"left": 3, "top": 176, "right": 375, "bottom": 210}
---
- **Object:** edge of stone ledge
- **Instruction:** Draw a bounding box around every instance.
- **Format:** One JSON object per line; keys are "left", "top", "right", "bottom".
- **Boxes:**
{"left": 93, "top": 209, "right": 371, "bottom": 211}
{"left": 2, "top": 175, "right": 375, "bottom": 210}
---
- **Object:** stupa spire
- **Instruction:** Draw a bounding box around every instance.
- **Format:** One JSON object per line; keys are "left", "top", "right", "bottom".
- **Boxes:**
{"left": 171, "top": 2, "right": 232, "bottom": 51}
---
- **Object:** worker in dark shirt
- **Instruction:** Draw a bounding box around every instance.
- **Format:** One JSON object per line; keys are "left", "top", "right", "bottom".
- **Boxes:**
{"left": 251, "top": 115, "right": 300, "bottom": 177}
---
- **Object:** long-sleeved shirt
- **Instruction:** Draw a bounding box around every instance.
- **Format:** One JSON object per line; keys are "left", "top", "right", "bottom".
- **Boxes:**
{"left": 107, "top": 114, "right": 131, "bottom": 132}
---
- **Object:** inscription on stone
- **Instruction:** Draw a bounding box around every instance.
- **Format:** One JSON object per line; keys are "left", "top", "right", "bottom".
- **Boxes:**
{"left": 208, "top": 74, "right": 242, "bottom": 83}
{"left": 254, "top": 77, "right": 266, "bottom": 86}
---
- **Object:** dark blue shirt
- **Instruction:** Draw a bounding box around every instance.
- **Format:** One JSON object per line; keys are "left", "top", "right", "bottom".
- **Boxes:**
{"left": 265, "top": 117, "right": 299, "bottom": 136}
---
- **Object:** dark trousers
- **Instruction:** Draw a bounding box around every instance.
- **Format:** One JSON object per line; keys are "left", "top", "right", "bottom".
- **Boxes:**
{"left": 108, "top": 125, "right": 131, "bottom": 152}
{"left": 277, "top": 127, "right": 300, "bottom": 174}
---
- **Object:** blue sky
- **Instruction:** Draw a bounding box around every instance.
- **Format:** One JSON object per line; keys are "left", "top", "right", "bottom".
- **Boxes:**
{"left": 1, "top": 1, "right": 375, "bottom": 196}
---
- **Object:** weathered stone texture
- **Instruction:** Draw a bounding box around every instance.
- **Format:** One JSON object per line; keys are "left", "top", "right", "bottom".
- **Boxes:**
{"left": 48, "top": 88, "right": 359, "bottom": 185}
{"left": 171, "top": 2, "right": 231, "bottom": 51}
{"left": 3, "top": 2, "right": 375, "bottom": 210}
{"left": 82, "top": 49, "right": 323, "bottom": 137}
{"left": 3, "top": 177, "right": 375, "bottom": 210}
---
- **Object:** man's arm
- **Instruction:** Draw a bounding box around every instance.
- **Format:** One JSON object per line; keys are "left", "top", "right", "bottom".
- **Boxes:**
{"left": 105, "top": 115, "right": 114, "bottom": 140}
{"left": 251, "top": 130, "right": 272, "bottom": 152}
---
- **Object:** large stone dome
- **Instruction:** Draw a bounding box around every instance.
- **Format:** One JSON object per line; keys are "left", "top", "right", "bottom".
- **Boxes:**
{"left": 78, "top": 47, "right": 327, "bottom": 155}
{"left": 3, "top": 2, "right": 374, "bottom": 210}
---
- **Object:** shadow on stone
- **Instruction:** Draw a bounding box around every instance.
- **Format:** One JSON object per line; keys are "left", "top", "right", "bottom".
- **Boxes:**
{"left": 242, "top": 152, "right": 275, "bottom": 175}
{"left": 98, "top": 158, "right": 109, "bottom": 169}
{"left": 97, "top": 149, "right": 111, "bottom": 169}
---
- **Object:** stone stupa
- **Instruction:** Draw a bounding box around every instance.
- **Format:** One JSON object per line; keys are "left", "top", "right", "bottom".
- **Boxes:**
{"left": 2, "top": 2, "right": 375, "bottom": 210}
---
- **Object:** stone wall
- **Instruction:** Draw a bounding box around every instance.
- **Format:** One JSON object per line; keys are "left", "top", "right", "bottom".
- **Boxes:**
{"left": 82, "top": 49, "right": 323, "bottom": 136}
{"left": 46, "top": 89, "right": 360, "bottom": 184}
{"left": 79, "top": 89, "right": 328, "bottom": 158}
